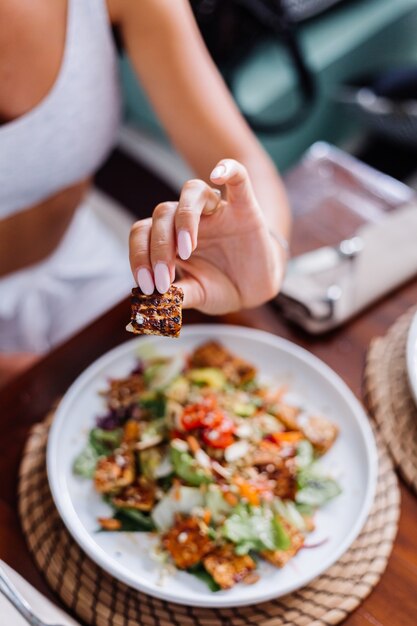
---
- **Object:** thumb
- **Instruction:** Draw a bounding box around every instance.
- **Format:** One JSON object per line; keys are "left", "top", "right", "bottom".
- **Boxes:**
{"left": 175, "top": 275, "right": 206, "bottom": 311}
{"left": 210, "top": 159, "right": 258, "bottom": 209}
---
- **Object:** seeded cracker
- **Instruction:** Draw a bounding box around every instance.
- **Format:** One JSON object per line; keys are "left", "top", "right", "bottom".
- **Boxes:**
{"left": 126, "top": 285, "right": 184, "bottom": 338}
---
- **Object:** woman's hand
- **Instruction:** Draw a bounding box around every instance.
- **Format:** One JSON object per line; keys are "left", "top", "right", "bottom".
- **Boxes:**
{"left": 129, "top": 159, "right": 286, "bottom": 315}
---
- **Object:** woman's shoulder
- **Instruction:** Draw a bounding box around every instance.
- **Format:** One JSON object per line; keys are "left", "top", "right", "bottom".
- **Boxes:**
{"left": 106, "top": 0, "right": 184, "bottom": 28}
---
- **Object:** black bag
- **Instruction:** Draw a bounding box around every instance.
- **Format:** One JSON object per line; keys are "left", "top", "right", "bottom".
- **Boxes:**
{"left": 190, "top": 0, "right": 344, "bottom": 134}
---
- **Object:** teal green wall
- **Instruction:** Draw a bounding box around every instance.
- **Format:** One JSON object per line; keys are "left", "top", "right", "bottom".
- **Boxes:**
{"left": 120, "top": 0, "right": 417, "bottom": 172}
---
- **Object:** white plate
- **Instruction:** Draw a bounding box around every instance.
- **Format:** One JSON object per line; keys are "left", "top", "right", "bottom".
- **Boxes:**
{"left": 47, "top": 325, "right": 378, "bottom": 608}
{"left": 406, "top": 312, "right": 417, "bottom": 406}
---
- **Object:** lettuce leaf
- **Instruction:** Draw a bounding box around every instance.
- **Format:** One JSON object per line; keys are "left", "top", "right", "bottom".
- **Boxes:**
{"left": 152, "top": 486, "right": 204, "bottom": 531}
{"left": 222, "top": 504, "right": 290, "bottom": 555}
{"left": 170, "top": 446, "right": 212, "bottom": 487}
{"left": 73, "top": 443, "right": 100, "bottom": 478}
{"left": 273, "top": 498, "right": 309, "bottom": 533}
{"left": 205, "top": 486, "right": 232, "bottom": 523}
{"left": 296, "top": 440, "right": 314, "bottom": 469}
{"left": 73, "top": 427, "right": 123, "bottom": 478}
{"left": 296, "top": 466, "right": 341, "bottom": 507}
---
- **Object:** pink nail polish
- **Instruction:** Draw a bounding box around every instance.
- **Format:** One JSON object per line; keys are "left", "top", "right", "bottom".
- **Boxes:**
{"left": 178, "top": 230, "right": 192, "bottom": 260}
{"left": 137, "top": 267, "right": 154, "bottom": 295}
{"left": 211, "top": 164, "right": 226, "bottom": 179}
{"left": 154, "top": 262, "right": 171, "bottom": 294}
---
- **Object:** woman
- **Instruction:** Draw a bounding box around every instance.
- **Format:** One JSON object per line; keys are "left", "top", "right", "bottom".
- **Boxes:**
{"left": 0, "top": 0, "right": 290, "bottom": 381}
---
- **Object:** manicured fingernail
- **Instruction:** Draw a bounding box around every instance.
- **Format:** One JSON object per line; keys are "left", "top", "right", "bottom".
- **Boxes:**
{"left": 210, "top": 164, "right": 226, "bottom": 179}
{"left": 178, "top": 230, "right": 192, "bottom": 260}
{"left": 154, "top": 262, "right": 171, "bottom": 294}
{"left": 137, "top": 267, "right": 154, "bottom": 295}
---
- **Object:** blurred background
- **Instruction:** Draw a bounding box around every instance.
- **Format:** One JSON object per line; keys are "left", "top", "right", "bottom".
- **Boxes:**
{"left": 98, "top": 0, "right": 417, "bottom": 208}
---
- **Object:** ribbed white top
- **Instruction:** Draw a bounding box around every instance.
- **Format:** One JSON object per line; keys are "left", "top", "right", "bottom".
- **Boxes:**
{"left": 0, "top": 0, "right": 121, "bottom": 216}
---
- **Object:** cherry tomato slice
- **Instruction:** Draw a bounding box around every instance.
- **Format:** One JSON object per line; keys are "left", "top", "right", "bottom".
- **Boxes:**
{"left": 202, "top": 409, "right": 224, "bottom": 429}
{"left": 180, "top": 397, "right": 217, "bottom": 431}
{"left": 181, "top": 407, "right": 206, "bottom": 431}
{"left": 202, "top": 415, "right": 235, "bottom": 449}
{"left": 202, "top": 430, "right": 235, "bottom": 449}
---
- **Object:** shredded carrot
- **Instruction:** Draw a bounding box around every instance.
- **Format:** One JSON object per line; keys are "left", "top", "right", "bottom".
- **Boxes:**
{"left": 202, "top": 509, "right": 212, "bottom": 525}
{"left": 233, "top": 477, "right": 260, "bottom": 507}
{"left": 187, "top": 434, "right": 200, "bottom": 454}
{"left": 98, "top": 517, "right": 122, "bottom": 531}
{"left": 239, "top": 483, "right": 260, "bottom": 506}
{"left": 173, "top": 478, "right": 181, "bottom": 501}
{"left": 260, "top": 439, "right": 280, "bottom": 451}
{"left": 123, "top": 420, "right": 140, "bottom": 442}
{"left": 272, "top": 431, "right": 303, "bottom": 445}
{"left": 223, "top": 491, "right": 239, "bottom": 507}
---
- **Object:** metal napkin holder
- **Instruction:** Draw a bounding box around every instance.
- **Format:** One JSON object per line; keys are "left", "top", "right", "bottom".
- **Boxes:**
{"left": 275, "top": 203, "right": 417, "bottom": 333}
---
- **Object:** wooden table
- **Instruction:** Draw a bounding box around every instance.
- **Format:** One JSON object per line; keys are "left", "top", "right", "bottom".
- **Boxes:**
{"left": 1, "top": 155, "right": 417, "bottom": 625}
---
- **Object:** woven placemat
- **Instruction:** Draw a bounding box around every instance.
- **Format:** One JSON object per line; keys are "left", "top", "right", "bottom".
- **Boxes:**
{"left": 18, "top": 415, "right": 399, "bottom": 626}
{"left": 365, "top": 305, "right": 417, "bottom": 494}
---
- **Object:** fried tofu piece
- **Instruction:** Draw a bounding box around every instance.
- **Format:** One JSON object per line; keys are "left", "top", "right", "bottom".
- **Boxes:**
{"left": 190, "top": 341, "right": 231, "bottom": 369}
{"left": 271, "top": 403, "right": 300, "bottom": 427}
{"left": 261, "top": 520, "right": 304, "bottom": 568}
{"left": 190, "top": 341, "right": 256, "bottom": 385}
{"left": 251, "top": 442, "right": 297, "bottom": 500}
{"left": 225, "top": 357, "right": 257, "bottom": 386}
{"left": 103, "top": 375, "right": 145, "bottom": 410}
{"left": 163, "top": 515, "right": 214, "bottom": 569}
{"left": 203, "top": 544, "right": 256, "bottom": 589}
{"left": 273, "top": 462, "right": 297, "bottom": 500}
{"left": 94, "top": 449, "right": 135, "bottom": 494}
{"left": 300, "top": 415, "right": 339, "bottom": 455}
{"left": 111, "top": 477, "right": 156, "bottom": 511}
{"left": 276, "top": 406, "right": 338, "bottom": 455}
{"left": 126, "top": 286, "right": 183, "bottom": 338}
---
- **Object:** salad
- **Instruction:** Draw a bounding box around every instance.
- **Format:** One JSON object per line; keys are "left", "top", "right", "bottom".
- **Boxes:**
{"left": 74, "top": 341, "right": 341, "bottom": 591}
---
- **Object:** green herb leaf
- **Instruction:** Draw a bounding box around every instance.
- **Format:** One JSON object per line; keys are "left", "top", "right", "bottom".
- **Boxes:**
{"left": 157, "top": 473, "right": 175, "bottom": 492}
{"left": 99, "top": 508, "right": 155, "bottom": 532}
{"left": 89, "top": 428, "right": 123, "bottom": 456}
{"left": 187, "top": 564, "right": 221, "bottom": 592}
{"left": 139, "top": 392, "right": 166, "bottom": 418}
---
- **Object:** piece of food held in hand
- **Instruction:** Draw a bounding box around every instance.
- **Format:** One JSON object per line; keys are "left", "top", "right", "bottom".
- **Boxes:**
{"left": 126, "top": 286, "right": 184, "bottom": 338}
{"left": 73, "top": 341, "right": 341, "bottom": 591}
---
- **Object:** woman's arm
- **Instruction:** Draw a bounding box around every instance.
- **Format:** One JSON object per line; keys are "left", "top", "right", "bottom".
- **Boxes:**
{"left": 110, "top": 0, "right": 291, "bottom": 242}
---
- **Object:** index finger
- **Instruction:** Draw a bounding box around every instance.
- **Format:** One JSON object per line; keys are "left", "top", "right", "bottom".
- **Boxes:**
{"left": 210, "top": 159, "right": 258, "bottom": 210}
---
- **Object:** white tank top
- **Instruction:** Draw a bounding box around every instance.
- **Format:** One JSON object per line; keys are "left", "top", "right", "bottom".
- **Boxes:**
{"left": 0, "top": 0, "right": 121, "bottom": 217}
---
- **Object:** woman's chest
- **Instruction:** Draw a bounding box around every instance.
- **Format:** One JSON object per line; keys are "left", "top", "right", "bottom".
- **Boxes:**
{"left": 0, "top": 0, "right": 121, "bottom": 217}
{"left": 0, "top": 0, "right": 68, "bottom": 123}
